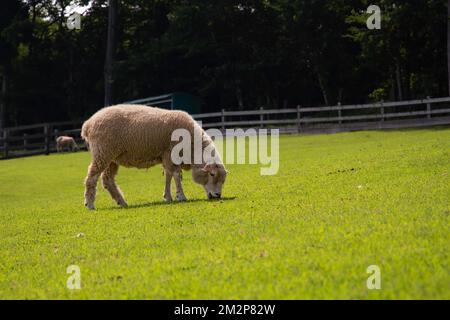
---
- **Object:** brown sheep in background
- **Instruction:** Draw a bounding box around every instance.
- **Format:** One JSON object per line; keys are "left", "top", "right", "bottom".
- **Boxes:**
{"left": 56, "top": 136, "right": 78, "bottom": 152}
{"left": 81, "top": 104, "right": 227, "bottom": 210}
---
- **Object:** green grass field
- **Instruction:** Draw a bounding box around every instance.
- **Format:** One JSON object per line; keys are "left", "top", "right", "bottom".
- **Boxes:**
{"left": 0, "top": 128, "right": 449, "bottom": 299}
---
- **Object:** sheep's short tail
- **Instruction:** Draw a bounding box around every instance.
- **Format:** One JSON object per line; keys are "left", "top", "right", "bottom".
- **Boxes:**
{"left": 81, "top": 119, "right": 91, "bottom": 149}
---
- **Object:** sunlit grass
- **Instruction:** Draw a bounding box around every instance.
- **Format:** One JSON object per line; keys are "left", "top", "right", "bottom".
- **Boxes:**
{"left": 0, "top": 128, "right": 449, "bottom": 299}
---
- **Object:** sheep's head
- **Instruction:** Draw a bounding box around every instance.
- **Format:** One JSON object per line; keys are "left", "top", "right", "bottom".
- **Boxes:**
{"left": 192, "top": 163, "right": 227, "bottom": 199}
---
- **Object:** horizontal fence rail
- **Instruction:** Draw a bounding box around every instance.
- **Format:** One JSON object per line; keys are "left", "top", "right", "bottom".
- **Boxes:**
{"left": 190, "top": 97, "right": 450, "bottom": 132}
{"left": 1, "top": 97, "right": 450, "bottom": 160}
{"left": 0, "top": 122, "right": 84, "bottom": 160}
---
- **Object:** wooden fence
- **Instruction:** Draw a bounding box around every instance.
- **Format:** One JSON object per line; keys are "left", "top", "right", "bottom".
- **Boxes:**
{"left": 0, "top": 121, "right": 84, "bottom": 160}
{"left": 1, "top": 96, "right": 450, "bottom": 160}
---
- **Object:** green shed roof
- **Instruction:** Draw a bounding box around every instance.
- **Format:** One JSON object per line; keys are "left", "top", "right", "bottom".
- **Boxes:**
{"left": 123, "top": 92, "right": 203, "bottom": 114}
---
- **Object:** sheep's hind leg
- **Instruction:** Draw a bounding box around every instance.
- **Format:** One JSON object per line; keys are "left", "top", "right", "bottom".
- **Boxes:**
{"left": 101, "top": 162, "right": 128, "bottom": 208}
{"left": 84, "top": 161, "right": 107, "bottom": 210}
{"left": 163, "top": 169, "right": 173, "bottom": 202}
{"left": 173, "top": 169, "right": 187, "bottom": 201}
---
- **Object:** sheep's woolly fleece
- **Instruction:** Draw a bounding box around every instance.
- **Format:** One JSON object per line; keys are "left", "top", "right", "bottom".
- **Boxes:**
{"left": 81, "top": 104, "right": 217, "bottom": 169}
{"left": 56, "top": 136, "right": 78, "bottom": 151}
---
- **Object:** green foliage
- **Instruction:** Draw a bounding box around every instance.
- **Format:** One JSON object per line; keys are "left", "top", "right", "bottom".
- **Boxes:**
{"left": 0, "top": 0, "right": 448, "bottom": 125}
{"left": 0, "top": 129, "right": 449, "bottom": 299}
{"left": 368, "top": 88, "right": 387, "bottom": 102}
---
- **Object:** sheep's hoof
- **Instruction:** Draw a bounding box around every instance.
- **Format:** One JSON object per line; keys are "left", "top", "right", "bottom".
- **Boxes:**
{"left": 117, "top": 200, "right": 128, "bottom": 208}
{"left": 176, "top": 194, "right": 187, "bottom": 202}
{"left": 84, "top": 202, "right": 95, "bottom": 210}
{"left": 163, "top": 197, "right": 172, "bottom": 202}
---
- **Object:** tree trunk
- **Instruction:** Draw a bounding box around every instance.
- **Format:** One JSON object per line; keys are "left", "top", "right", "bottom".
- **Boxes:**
{"left": 235, "top": 86, "right": 244, "bottom": 110}
{"left": 104, "top": 0, "right": 118, "bottom": 107}
{"left": 0, "top": 69, "right": 6, "bottom": 131}
{"left": 395, "top": 63, "right": 403, "bottom": 101}
{"left": 29, "top": 0, "right": 37, "bottom": 58}
{"left": 316, "top": 70, "right": 329, "bottom": 106}
{"left": 58, "top": 0, "right": 65, "bottom": 30}
{"left": 448, "top": 0, "right": 450, "bottom": 95}
{"left": 309, "top": 52, "right": 329, "bottom": 106}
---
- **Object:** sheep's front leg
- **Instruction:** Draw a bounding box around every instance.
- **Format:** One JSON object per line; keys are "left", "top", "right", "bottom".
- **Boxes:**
{"left": 173, "top": 170, "right": 187, "bottom": 201}
{"left": 163, "top": 169, "right": 173, "bottom": 202}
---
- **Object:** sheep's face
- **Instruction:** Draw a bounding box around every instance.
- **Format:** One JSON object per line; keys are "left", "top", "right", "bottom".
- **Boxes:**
{"left": 192, "top": 163, "right": 227, "bottom": 199}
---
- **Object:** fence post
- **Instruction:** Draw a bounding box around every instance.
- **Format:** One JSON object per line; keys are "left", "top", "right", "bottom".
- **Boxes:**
{"left": 44, "top": 124, "right": 50, "bottom": 155}
{"left": 426, "top": 96, "right": 431, "bottom": 119}
{"left": 338, "top": 102, "right": 342, "bottom": 125}
{"left": 380, "top": 100, "right": 384, "bottom": 122}
{"left": 260, "top": 107, "right": 264, "bottom": 128}
{"left": 296, "top": 105, "right": 301, "bottom": 133}
{"left": 3, "top": 129, "right": 9, "bottom": 159}
{"left": 221, "top": 109, "right": 225, "bottom": 133}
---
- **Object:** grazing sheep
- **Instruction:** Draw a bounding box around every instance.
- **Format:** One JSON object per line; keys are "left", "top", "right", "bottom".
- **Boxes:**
{"left": 81, "top": 104, "right": 227, "bottom": 210}
{"left": 56, "top": 136, "right": 78, "bottom": 152}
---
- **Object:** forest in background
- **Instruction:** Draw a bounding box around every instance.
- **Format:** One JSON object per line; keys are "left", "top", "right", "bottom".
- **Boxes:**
{"left": 0, "top": 0, "right": 448, "bottom": 127}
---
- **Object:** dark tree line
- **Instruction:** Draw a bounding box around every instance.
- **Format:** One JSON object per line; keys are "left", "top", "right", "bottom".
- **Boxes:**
{"left": 0, "top": 0, "right": 448, "bottom": 127}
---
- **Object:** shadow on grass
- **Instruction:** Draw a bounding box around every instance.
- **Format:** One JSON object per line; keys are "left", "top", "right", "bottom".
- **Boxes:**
{"left": 100, "top": 196, "right": 237, "bottom": 211}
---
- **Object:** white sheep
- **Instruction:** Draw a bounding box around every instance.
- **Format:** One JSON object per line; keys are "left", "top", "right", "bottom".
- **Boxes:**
{"left": 81, "top": 104, "right": 227, "bottom": 210}
{"left": 56, "top": 136, "right": 78, "bottom": 152}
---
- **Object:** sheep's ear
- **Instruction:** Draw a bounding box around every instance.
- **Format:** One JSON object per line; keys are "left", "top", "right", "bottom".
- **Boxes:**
{"left": 201, "top": 163, "right": 216, "bottom": 172}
